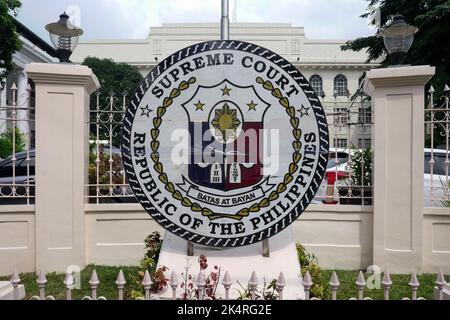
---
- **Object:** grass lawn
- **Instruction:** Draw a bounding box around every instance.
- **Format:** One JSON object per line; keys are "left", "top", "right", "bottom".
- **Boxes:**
{"left": 0, "top": 266, "right": 443, "bottom": 300}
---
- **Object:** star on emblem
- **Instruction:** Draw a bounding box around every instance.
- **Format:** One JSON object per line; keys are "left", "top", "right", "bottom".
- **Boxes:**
{"left": 298, "top": 105, "right": 310, "bottom": 118}
{"left": 140, "top": 105, "right": 153, "bottom": 118}
{"left": 221, "top": 85, "right": 232, "bottom": 96}
{"left": 247, "top": 101, "right": 258, "bottom": 111}
{"left": 194, "top": 100, "right": 205, "bottom": 111}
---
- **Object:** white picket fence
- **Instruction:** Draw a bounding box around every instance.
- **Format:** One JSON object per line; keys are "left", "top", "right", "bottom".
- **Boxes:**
{"left": 7, "top": 268, "right": 448, "bottom": 300}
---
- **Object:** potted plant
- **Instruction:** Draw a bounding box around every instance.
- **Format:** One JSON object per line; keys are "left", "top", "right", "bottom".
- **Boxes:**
{"left": 338, "top": 147, "right": 373, "bottom": 205}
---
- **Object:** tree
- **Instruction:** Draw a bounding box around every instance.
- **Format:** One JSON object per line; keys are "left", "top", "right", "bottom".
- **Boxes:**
{"left": 82, "top": 57, "right": 144, "bottom": 147}
{"left": 0, "top": 0, "right": 22, "bottom": 81}
{"left": 342, "top": 0, "right": 450, "bottom": 92}
{"left": 82, "top": 57, "right": 143, "bottom": 99}
{"left": 0, "top": 128, "right": 25, "bottom": 159}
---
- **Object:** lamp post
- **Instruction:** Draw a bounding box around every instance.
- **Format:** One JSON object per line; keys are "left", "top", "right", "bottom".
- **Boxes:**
{"left": 379, "top": 14, "right": 418, "bottom": 66}
{"left": 45, "top": 12, "right": 83, "bottom": 63}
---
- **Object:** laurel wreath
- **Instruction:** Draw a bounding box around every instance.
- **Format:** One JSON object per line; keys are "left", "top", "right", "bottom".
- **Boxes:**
{"left": 148, "top": 76, "right": 302, "bottom": 221}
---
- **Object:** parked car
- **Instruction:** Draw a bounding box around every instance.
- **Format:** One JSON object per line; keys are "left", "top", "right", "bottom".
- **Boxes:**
{"left": 424, "top": 148, "right": 449, "bottom": 207}
{"left": 0, "top": 150, "right": 35, "bottom": 204}
{"left": 0, "top": 148, "right": 137, "bottom": 204}
{"left": 314, "top": 148, "right": 450, "bottom": 206}
{"left": 313, "top": 149, "right": 352, "bottom": 204}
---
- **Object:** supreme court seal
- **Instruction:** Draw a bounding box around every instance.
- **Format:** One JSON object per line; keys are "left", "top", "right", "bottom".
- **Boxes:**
{"left": 122, "top": 40, "right": 329, "bottom": 247}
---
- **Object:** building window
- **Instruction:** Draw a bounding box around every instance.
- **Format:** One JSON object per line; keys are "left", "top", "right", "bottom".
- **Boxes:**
{"left": 334, "top": 74, "right": 348, "bottom": 97}
{"left": 358, "top": 107, "right": 372, "bottom": 124}
{"left": 334, "top": 138, "right": 348, "bottom": 148}
{"left": 333, "top": 107, "right": 347, "bottom": 126}
{"left": 358, "top": 138, "right": 371, "bottom": 149}
{"left": 309, "top": 74, "right": 323, "bottom": 96}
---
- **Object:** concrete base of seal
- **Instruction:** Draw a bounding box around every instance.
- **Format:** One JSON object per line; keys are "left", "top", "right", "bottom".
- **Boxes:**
{"left": 155, "top": 227, "right": 305, "bottom": 300}
{"left": 0, "top": 282, "right": 25, "bottom": 300}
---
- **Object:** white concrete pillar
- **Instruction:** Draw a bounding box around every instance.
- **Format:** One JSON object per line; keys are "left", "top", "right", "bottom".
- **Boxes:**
{"left": 16, "top": 70, "right": 30, "bottom": 146}
{"left": 26, "top": 63, "right": 100, "bottom": 272}
{"left": 366, "top": 65, "right": 435, "bottom": 273}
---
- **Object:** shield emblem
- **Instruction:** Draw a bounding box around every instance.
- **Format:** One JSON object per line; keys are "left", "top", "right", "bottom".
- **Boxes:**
{"left": 181, "top": 80, "right": 271, "bottom": 191}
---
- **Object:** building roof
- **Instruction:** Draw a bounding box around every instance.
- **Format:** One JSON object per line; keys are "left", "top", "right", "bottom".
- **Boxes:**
{"left": 13, "top": 17, "right": 58, "bottom": 60}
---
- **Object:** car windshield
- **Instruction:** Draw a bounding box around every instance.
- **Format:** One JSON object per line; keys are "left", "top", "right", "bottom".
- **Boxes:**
{"left": 327, "top": 152, "right": 349, "bottom": 169}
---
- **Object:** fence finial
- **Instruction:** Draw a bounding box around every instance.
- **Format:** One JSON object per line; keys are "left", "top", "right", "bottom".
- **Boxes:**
{"left": 381, "top": 271, "right": 392, "bottom": 300}
{"left": 302, "top": 271, "right": 313, "bottom": 300}
{"left": 248, "top": 271, "right": 258, "bottom": 300}
{"left": 142, "top": 270, "right": 152, "bottom": 286}
{"left": 10, "top": 83, "right": 17, "bottom": 91}
{"left": 277, "top": 272, "right": 286, "bottom": 288}
{"left": 115, "top": 270, "right": 126, "bottom": 287}
{"left": 89, "top": 269, "right": 100, "bottom": 286}
{"left": 115, "top": 270, "right": 126, "bottom": 300}
{"left": 381, "top": 271, "right": 392, "bottom": 286}
{"left": 408, "top": 272, "right": 420, "bottom": 287}
{"left": 408, "top": 272, "right": 420, "bottom": 300}
{"left": 222, "top": 270, "right": 232, "bottom": 286}
{"left": 356, "top": 271, "right": 366, "bottom": 286}
{"left": 303, "top": 271, "right": 313, "bottom": 287}
{"left": 169, "top": 271, "right": 179, "bottom": 300}
{"left": 428, "top": 85, "right": 435, "bottom": 93}
{"left": 329, "top": 271, "right": 340, "bottom": 300}
{"left": 249, "top": 271, "right": 258, "bottom": 287}
{"left": 435, "top": 270, "right": 447, "bottom": 300}
{"left": 11, "top": 268, "right": 21, "bottom": 285}
{"left": 436, "top": 270, "right": 446, "bottom": 287}
{"left": 222, "top": 271, "right": 232, "bottom": 300}
{"left": 444, "top": 84, "right": 450, "bottom": 92}
{"left": 196, "top": 272, "right": 206, "bottom": 300}
{"left": 37, "top": 270, "right": 48, "bottom": 300}
{"left": 37, "top": 270, "right": 47, "bottom": 285}
{"left": 276, "top": 272, "right": 286, "bottom": 300}
{"left": 355, "top": 271, "right": 366, "bottom": 300}
{"left": 329, "top": 271, "right": 340, "bottom": 287}
{"left": 64, "top": 272, "right": 74, "bottom": 300}
{"left": 142, "top": 270, "right": 152, "bottom": 300}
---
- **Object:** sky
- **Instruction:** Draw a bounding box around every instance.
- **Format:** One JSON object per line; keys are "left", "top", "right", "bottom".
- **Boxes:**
{"left": 16, "top": 0, "right": 375, "bottom": 41}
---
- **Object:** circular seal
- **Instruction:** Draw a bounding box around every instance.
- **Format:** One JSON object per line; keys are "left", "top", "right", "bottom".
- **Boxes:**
{"left": 122, "top": 40, "right": 329, "bottom": 247}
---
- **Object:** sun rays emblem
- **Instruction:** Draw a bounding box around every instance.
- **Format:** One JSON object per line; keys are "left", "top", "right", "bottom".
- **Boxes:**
{"left": 211, "top": 103, "right": 241, "bottom": 142}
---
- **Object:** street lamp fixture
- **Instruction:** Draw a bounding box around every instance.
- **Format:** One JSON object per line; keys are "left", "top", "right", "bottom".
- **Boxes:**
{"left": 45, "top": 12, "right": 83, "bottom": 63}
{"left": 379, "top": 14, "right": 418, "bottom": 66}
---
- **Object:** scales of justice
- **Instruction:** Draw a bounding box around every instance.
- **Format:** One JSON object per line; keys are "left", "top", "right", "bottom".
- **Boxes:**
{"left": 122, "top": 0, "right": 329, "bottom": 300}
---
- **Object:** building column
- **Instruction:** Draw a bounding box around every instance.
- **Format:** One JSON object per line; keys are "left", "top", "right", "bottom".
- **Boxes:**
{"left": 16, "top": 70, "right": 30, "bottom": 147}
{"left": 26, "top": 63, "right": 100, "bottom": 273}
{"left": 365, "top": 65, "right": 435, "bottom": 273}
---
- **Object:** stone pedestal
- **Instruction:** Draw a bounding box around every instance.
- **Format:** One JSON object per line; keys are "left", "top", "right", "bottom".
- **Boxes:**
{"left": 156, "top": 227, "right": 304, "bottom": 300}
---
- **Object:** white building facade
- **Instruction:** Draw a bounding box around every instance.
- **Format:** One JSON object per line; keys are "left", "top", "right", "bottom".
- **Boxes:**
{"left": 72, "top": 23, "right": 379, "bottom": 149}
{"left": 1, "top": 20, "right": 58, "bottom": 148}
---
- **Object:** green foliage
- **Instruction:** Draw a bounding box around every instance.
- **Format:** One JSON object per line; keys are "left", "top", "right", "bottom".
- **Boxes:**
{"left": 349, "top": 147, "right": 373, "bottom": 186}
{"left": 0, "top": 0, "right": 22, "bottom": 81}
{"left": 127, "top": 231, "right": 167, "bottom": 299}
{"left": 0, "top": 128, "right": 25, "bottom": 158}
{"left": 82, "top": 57, "right": 143, "bottom": 99}
{"left": 297, "top": 243, "right": 325, "bottom": 299}
{"left": 236, "top": 278, "right": 280, "bottom": 300}
{"left": 88, "top": 143, "right": 124, "bottom": 202}
{"left": 342, "top": 0, "right": 450, "bottom": 92}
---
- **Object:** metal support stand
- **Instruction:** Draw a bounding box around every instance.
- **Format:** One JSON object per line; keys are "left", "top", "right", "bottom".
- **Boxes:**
{"left": 262, "top": 239, "right": 270, "bottom": 257}
{"left": 187, "top": 242, "right": 194, "bottom": 257}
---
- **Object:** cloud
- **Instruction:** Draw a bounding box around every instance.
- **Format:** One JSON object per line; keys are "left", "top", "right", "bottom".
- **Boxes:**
{"left": 17, "top": 0, "right": 374, "bottom": 41}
